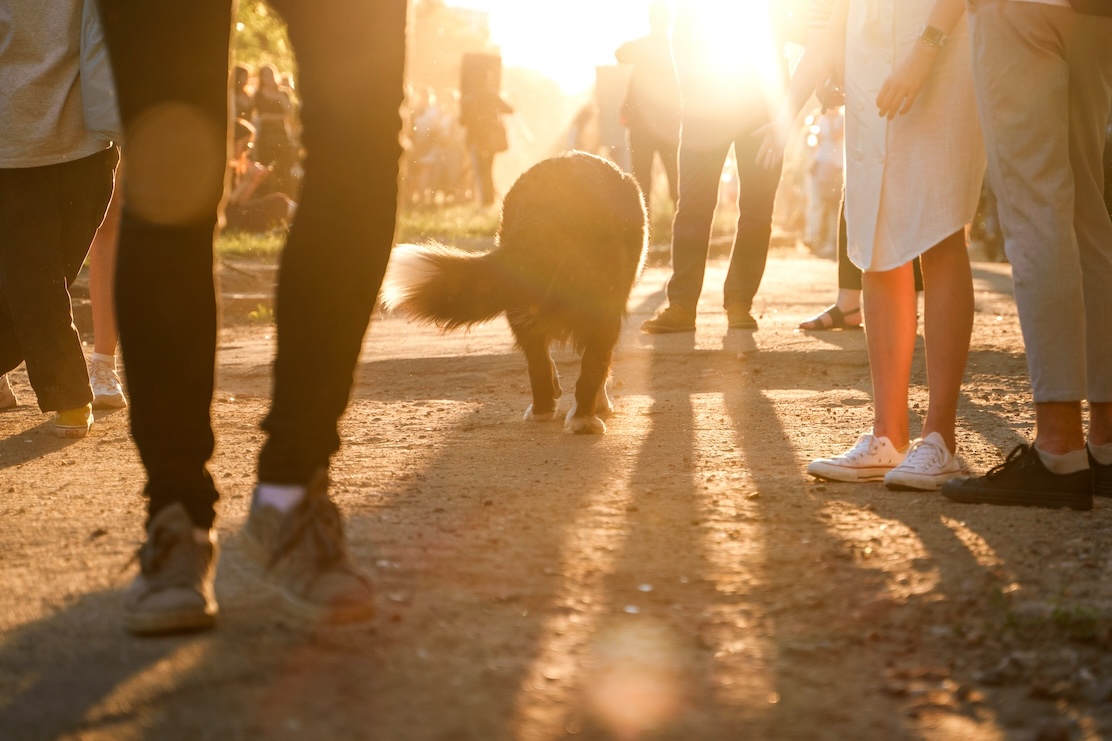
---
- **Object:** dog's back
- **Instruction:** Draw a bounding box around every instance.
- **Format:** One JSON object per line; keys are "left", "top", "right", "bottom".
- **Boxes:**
{"left": 495, "top": 152, "right": 648, "bottom": 348}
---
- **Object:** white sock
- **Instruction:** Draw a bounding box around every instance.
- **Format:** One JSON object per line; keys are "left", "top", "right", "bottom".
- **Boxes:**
{"left": 1035, "top": 446, "right": 1090, "bottom": 475}
{"left": 1089, "top": 440, "right": 1112, "bottom": 466}
{"left": 254, "top": 483, "right": 306, "bottom": 512}
{"left": 91, "top": 352, "right": 117, "bottom": 369}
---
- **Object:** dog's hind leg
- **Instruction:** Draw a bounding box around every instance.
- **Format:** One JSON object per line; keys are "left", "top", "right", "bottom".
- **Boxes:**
{"left": 566, "top": 318, "right": 620, "bottom": 434}
{"left": 514, "top": 324, "right": 561, "bottom": 421}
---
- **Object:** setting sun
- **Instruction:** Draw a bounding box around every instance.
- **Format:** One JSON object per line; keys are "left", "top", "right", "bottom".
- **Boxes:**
{"left": 451, "top": 0, "right": 789, "bottom": 97}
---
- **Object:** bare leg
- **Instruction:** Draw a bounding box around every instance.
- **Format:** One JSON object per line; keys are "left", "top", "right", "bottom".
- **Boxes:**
{"left": 1035, "top": 402, "right": 1086, "bottom": 454}
{"left": 90, "top": 157, "right": 123, "bottom": 357}
{"left": 919, "top": 230, "right": 973, "bottom": 453}
{"left": 835, "top": 287, "right": 861, "bottom": 315}
{"left": 863, "top": 261, "right": 917, "bottom": 449}
{"left": 1090, "top": 401, "right": 1112, "bottom": 448}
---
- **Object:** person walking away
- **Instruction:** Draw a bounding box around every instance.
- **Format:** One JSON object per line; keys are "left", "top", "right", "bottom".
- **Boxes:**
{"left": 0, "top": 0, "right": 117, "bottom": 436}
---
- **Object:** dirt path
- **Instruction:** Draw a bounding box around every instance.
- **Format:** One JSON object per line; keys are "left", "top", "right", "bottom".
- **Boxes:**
{"left": 3, "top": 248, "right": 1112, "bottom": 741}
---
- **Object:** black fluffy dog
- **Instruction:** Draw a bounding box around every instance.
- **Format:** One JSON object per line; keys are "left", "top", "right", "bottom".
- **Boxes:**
{"left": 382, "top": 151, "right": 648, "bottom": 434}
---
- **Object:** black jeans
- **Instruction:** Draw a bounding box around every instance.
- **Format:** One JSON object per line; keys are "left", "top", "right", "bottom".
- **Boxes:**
{"left": 0, "top": 148, "right": 117, "bottom": 411}
{"left": 97, "top": 0, "right": 407, "bottom": 528}
{"left": 628, "top": 124, "right": 678, "bottom": 211}
{"left": 666, "top": 116, "right": 782, "bottom": 313}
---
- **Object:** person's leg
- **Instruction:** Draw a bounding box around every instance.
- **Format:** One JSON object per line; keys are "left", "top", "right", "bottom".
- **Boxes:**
{"left": 256, "top": 0, "right": 406, "bottom": 487}
{"left": 478, "top": 149, "right": 496, "bottom": 207}
{"left": 88, "top": 151, "right": 127, "bottom": 409}
{"left": 973, "top": 4, "right": 1085, "bottom": 420}
{"left": 807, "top": 260, "right": 915, "bottom": 484}
{"left": 89, "top": 152, "right": 122, "bottom": 359}
{"left": 627, "top": 125, "right": 655, "bottom": 211}
{"left": 99, "top": 0, "right": 230, "bottom": 529}
{"left": 722, "top": 129, "right": 782, "bottom": 316}
{"left": 657, "top": 133, "right": 679, "bottom": 207}
{"left": 0, "top": 151, "right": 114, "bottom": 416}
{"left": 918, "top": 231, "right": 974, "bottom": 453}
{"left": 863, "top": 262, "right": 917, "bottom": 450}
{"left": 241, "top": 0, "right": 406, "bottom": 625}
{"left": 943, "top": 1, "right": 1097, "bottom": 509}
{"left": 664, "top": 133, "right": 729, "bottom": 313}
{"left": 801, "top": 196, "right": 863, "bottom": 330}
{"left": 1065, "top": 12, "right": 1112, "bottom": 450}
{"left": 99, "top": 0, "right": 229, "bottom": 634}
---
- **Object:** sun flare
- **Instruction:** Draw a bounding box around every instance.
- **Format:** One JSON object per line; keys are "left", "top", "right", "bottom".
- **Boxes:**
{"left": 450, "top": 0, "right": 789, "bottom": 97}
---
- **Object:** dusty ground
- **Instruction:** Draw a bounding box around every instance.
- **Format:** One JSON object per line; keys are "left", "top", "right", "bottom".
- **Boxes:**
{"left": 3, "top": 246, "right": 1112, "bottom": 741}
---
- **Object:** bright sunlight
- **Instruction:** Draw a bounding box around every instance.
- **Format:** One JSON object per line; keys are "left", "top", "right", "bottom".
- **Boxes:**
{"left": 452, "top": 0, "right": 789, "bottom": 96}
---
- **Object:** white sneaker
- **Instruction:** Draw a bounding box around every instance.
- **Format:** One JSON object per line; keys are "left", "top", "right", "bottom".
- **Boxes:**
{"left": 0, "top": 373, "right": 15, "bottom": 410}
{"left": 808, "top": 432, "right": 907, "bottom": 483}
{"left": 884, "top": 432, "right": 962, "bottom": 491}
{"left": 90, "top": 357, "right": 127, "bottom": 410}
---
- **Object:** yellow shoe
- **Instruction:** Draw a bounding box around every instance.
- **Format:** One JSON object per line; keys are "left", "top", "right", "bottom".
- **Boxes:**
{"left": 50, "top": 404, "right": 93, "bottom": 438}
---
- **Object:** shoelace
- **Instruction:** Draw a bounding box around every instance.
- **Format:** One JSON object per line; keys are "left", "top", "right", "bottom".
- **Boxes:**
{"left": 844, "top": 435, "right": 880, "bottom": 462}
{"left": 985, "top": 444, "right": 1033, "bottom": 478}
{"left": 903, "top": 439, "right": 944, "bottom": 470}
{"left": 90, "top": 362, "right": 121, "bottom": 390}
{"left": 124, "top": 516, "right": 201, "bottom": 586}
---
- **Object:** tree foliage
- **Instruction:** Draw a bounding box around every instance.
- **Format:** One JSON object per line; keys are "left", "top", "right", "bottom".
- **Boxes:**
{"left": 233, "top": 0, "right": 296, "bottom": 77}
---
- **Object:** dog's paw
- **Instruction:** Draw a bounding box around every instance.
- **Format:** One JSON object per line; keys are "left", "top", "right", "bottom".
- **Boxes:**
{"left": 565, "top": 406, "right": 606, "bottom": 434}
{"left": 524, "top": 404, "right": 557, "bottom": 422}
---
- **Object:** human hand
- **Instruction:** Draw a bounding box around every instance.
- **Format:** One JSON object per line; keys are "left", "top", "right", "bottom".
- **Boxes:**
{"left": 753, "top": 109, "right": 794, "bottom": 171}
{"left": 817, "top": 73, "right": 845, "bottom": 112}
{"left": 875, "top": 44, "right": 938, "bottom": 119}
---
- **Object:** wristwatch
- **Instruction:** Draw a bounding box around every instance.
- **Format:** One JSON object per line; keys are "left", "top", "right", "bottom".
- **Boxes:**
{"left": 919, "top": 24, "right": 948, "bottom": 48}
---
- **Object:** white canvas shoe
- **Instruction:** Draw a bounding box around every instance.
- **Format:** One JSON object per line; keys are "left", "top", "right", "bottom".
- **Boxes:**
{"left": 884, "top": 432, "right": 962, "bottom": 491}
{"left": 90, "top": 356, "right": 127, "bottom": 409}
{"left": 0, "top": 373, "right": 15, "bottom": 410}
{"left": 808, "top": 432, "right": 907, "bottom": 483}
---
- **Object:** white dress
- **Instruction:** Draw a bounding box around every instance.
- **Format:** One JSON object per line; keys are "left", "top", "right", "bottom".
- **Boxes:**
{"left": 843, "top": 0, "right": 985, "bottom": 271}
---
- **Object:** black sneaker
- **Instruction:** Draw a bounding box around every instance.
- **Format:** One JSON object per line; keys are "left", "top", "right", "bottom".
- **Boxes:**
{"left": 1091, "top": 447, "right": 1112, "bottom": 499}
{"left": 941, "top": 444, "right": 1093, "bottom": 511}
{"left": 641, "top": 306, "right": 696, "bottom": 334}
{"left": 124, "top": 503, "right": 219, "bottom": 635}
{"left": 243, "top": 469, "right": 375, "bottom": 625}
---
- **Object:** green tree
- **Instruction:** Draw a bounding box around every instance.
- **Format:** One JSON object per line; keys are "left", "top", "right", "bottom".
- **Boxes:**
{"left": 233, "top": 1, "right": 296, "bottom": 77}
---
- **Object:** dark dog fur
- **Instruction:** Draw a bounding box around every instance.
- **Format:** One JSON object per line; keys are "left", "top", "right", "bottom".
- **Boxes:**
{"left": 381, "top": 151, "right": 648, "bottom": 433}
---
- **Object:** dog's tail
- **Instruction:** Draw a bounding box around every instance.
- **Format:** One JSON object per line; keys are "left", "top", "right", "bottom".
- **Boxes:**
{"left": 381, "top": 243, "right": 507, "bottom": 330}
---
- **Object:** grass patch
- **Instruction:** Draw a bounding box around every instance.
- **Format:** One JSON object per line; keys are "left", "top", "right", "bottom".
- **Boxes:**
{"left": 397, "top": 205, "right": 500, "bottom": 244}
{"left": 247, "top": 303, "right": 275, "bottom": 323}
{"left": 217, "top": 231, "right": 285, "bottom": 259}
{"left": 215, "top": 206, "right": 501, "bottom": 262}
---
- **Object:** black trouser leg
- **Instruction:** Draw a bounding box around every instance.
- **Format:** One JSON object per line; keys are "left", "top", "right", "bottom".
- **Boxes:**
{"left": 666, "top": 135, "right": 730, "bottom": 313}
{"left": 0, "top": 150, "right": 116, "bottom": 411}
{"left": 722, "top": 131, "right": 781, "bottom": 310}
{"left": 98, "top": 0, "right": 231, "bottom": 528}
{"left": 256, "top": 0, "right": 407, "bottom": 485}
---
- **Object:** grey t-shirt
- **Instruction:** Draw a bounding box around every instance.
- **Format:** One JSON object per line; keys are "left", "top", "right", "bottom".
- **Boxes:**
{"left": 0, "top": 0, "right": 111, "bottom": 168}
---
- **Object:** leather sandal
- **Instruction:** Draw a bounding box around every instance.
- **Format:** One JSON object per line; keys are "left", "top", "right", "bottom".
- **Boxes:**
{"left": 799, "top": 305, "right": 862, "bottom": 331}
